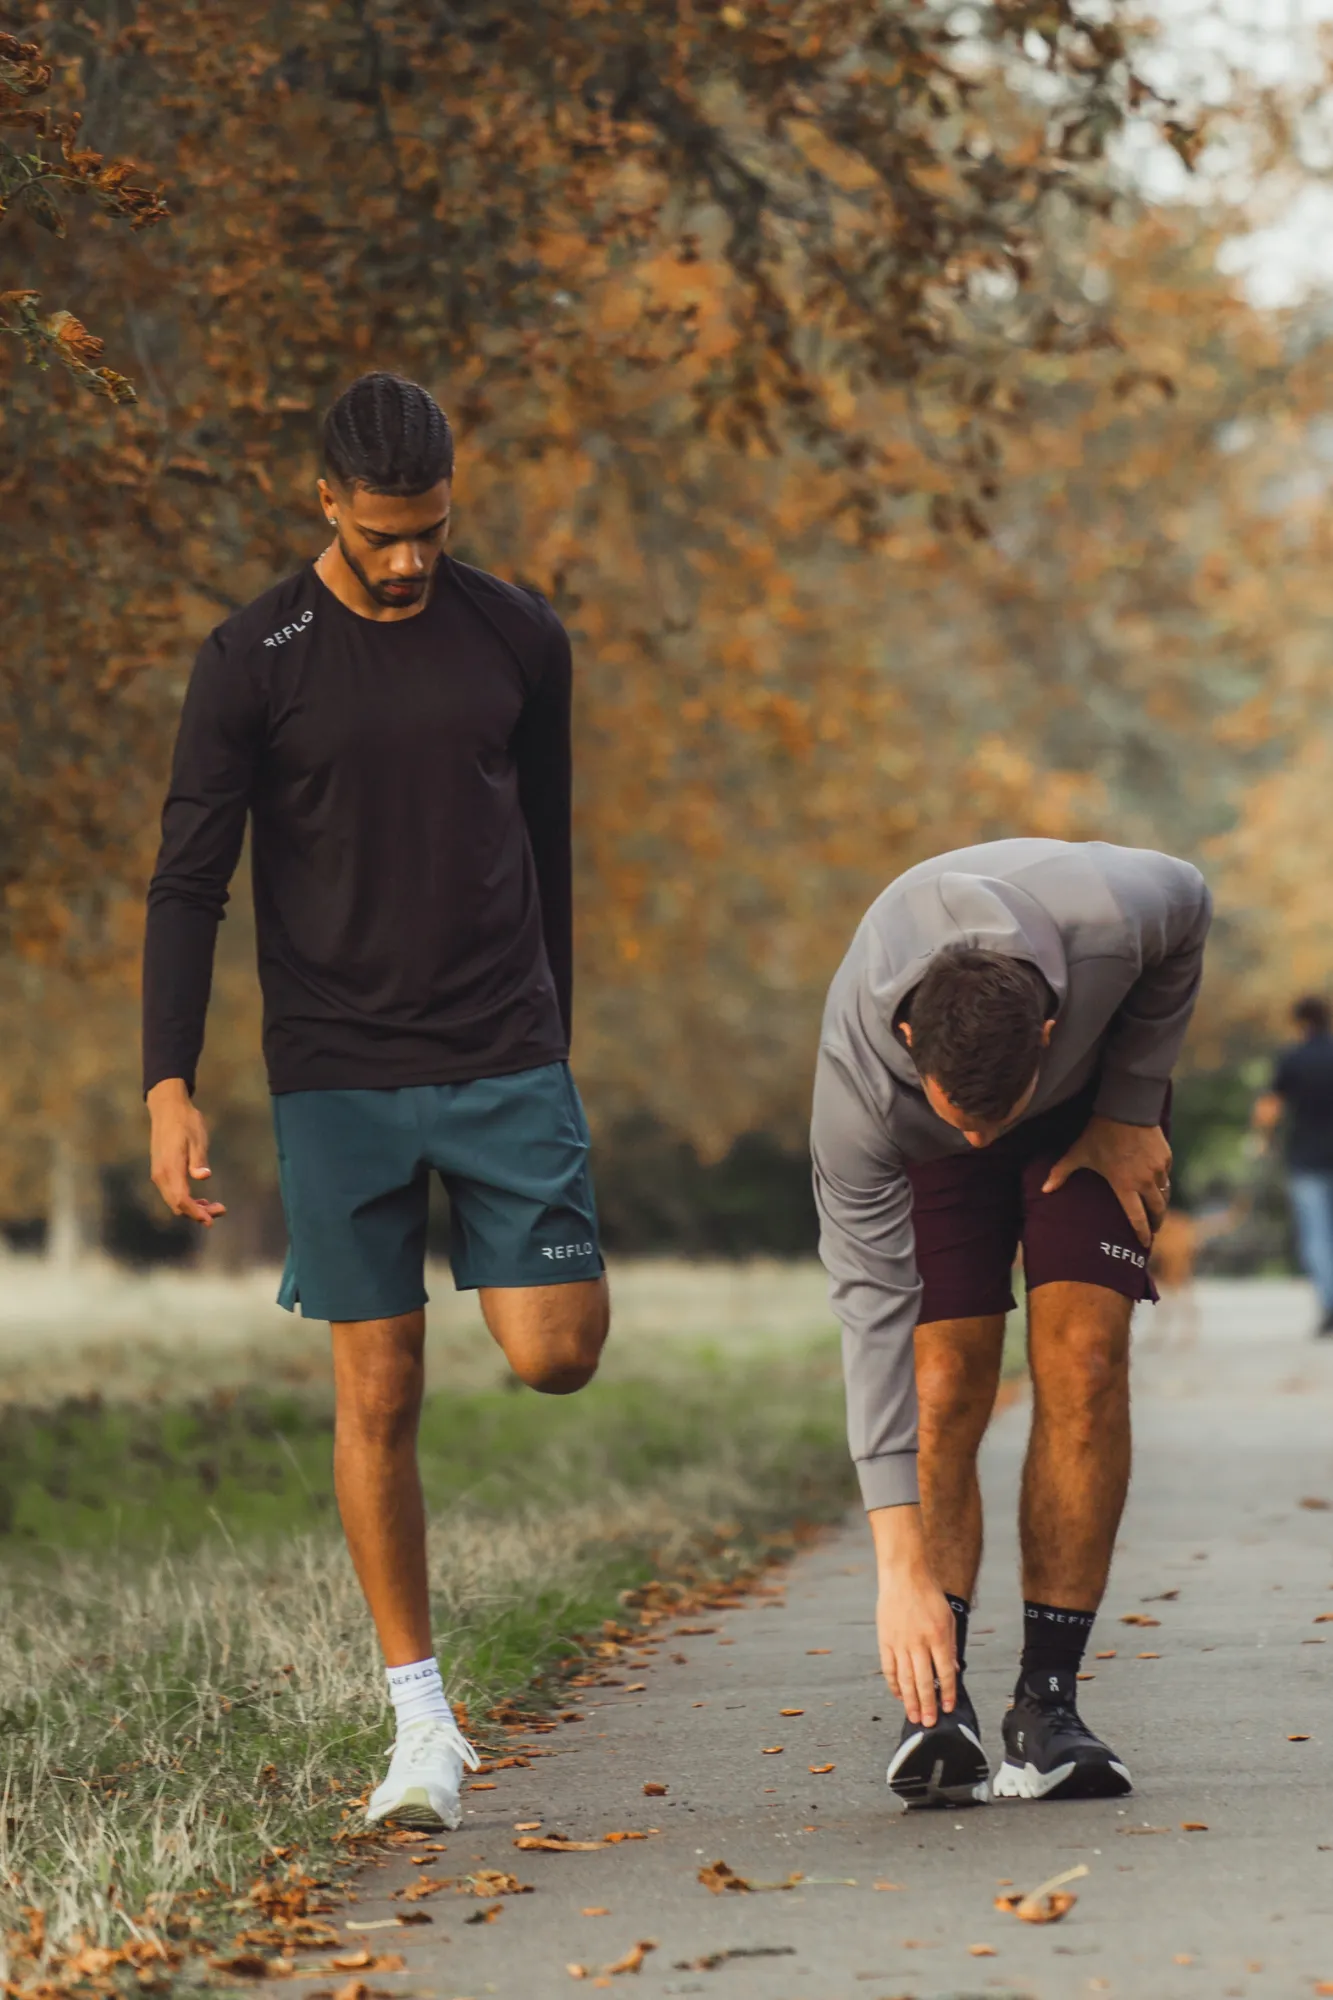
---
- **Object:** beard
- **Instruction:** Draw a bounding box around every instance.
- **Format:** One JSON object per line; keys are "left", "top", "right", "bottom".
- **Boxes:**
{"left": 338, "top": 534, "right": 438, "bottom": 608}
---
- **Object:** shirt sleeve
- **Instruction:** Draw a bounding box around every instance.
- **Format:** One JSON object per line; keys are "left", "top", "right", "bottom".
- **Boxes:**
{"left": 1092, "top": 854, "right": 1213, "bottom": 1126}
{"left": 142, "top": 630, "right": 261, "bottom": 1095}
{"left": 811, "top": 1045, "right": 923, "bottom": 1511}
{"left": 513, "top": 614, "right": 573, "bottom": 1047}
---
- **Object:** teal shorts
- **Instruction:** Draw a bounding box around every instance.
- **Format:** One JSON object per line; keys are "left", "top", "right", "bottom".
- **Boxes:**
{"left": 272, "top": 1063, "right": 603, "bottom": 1322}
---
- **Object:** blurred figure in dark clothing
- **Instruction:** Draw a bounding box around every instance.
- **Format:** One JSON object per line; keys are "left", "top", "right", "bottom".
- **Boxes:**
{"left": 1254, "top": 995, "right": 1333, "bottom": 1336}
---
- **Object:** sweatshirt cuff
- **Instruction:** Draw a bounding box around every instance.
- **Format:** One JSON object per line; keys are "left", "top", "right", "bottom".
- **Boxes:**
{"left": 1093, "top": 1068, "right": 1168, "bottom": 1127}
{"left": 856, "top": 1451, "right": 920, "bottom": 1511}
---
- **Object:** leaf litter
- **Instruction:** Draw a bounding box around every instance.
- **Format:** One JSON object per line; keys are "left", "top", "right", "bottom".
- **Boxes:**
{"left": 995, "top": 1863, "right": 1088, "bottom": 1923}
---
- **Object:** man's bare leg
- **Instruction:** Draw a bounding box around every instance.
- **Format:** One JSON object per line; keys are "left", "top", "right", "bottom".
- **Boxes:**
{"left": 332, "top": 1279, "right": 609, "bottom": 1666}
{"left": 331, "top": 1310, "right": 433, "bottom": 1667}
{"left": 1020, "top": 1281, "right": 1133, "bottom": 1609}
{"left": 915, "top": 1314, "right": 1008, "bottom": 1601}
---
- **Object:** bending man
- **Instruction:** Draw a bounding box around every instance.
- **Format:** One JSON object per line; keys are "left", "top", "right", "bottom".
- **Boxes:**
{"left": 812, "top": 838, "right": 1209, "bottom": 1806}
{"left": 143, "top": 373, "right": 608, "bottom": 1830}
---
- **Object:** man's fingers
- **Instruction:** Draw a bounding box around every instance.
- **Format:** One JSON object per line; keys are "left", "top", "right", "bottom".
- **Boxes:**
{"left": 934, "top": 1637, "right": 958, "bottom": 1716}
{"left": 1144, "top": 1177, "right": 1168, "bottom": 1226}
{"left": 1117, "top": 1185, "right": 1152, "bottom": 1249}
{"left": 1041, "top": 1147, "right": 1080, "bottom": 1196}
{"left": 896, "top": 1650, "right": 923, "bottom": 1726}
{"left": 910, "top": 1645, "right": 938, "bottom": 1729}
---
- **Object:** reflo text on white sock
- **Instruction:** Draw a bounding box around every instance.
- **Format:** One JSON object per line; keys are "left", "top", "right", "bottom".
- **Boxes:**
{"left": 385, "top": 1656, "right": 454, "bottom": 1732}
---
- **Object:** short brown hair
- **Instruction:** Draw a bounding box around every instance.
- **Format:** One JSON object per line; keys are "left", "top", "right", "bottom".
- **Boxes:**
{"left": 907, "top": 947, "right": 1051, "bottom": 1120}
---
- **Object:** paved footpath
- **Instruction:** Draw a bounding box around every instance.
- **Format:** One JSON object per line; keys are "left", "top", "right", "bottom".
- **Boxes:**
{"left": 356, "top": 1282, "right": 1332, "bottom": 2000}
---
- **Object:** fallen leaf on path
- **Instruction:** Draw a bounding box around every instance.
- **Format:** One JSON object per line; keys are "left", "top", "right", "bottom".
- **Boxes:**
{"left": 1077, "top": 1673, "right": 1096, "bottom": 1681}
{"left": 1315, "top": 1615, "right": 1333, "bottom": 1624}
{"left": 396, "top": 1912, "right": 432, "bottom": 1927}
{"left": 514, "top": 1821, "right": 542, "bottom": 1831}
{"left": 465, "top": 1870, "right": 532, "bottom": 1896}
{"left": 211, "top": 1956, "right": 272, "bottom": 1979}
{"left": 873, "top": 1880, "right": 904, "bottom": 1890}
{"left": 1121, "top": 1614, "right": 1161, "bottom": 1627}
{"left": 699, "top": 1860, "right": 750, "bottom": 1894}
{"left": 675, "top": 1626, "right": 716, "bottom": 1636}
{"left": 1299, "top": 1496, "right": 1331, "bottom": 1510}
{"left": 465, "top": 1906, "right": 501, "bottom": 1926}
{"left": 342, "top": 1921, "right": 401, "bottom": 1934}
{"left": 567, "top": 1965, "right": 589, "bottom": 1980}
{"left": 1095, "top": 1649, "right": 1117, "bottom": 1659}
{"left": 809, "top": 1764, "right": 835, "bottom": 1775}
{"left": 642, "top": 1782, "right": 667, "bottom": 1796}
{"left": 1289, "top": 1733, "right": 1311, "bottom": 1742}
{"left": 1137, "top": 1652, "right": 1161, "bottom": 1659}
{"left": 780, "top": 1708, "right": 804, "bottom": 1717}
{"left": 806, "top": 1648, "right": 831, "bottom": 1655}
{"left": 328, "top": 1952, "right": 405, "bottom": 1974}
{"left": 469, "top": 1782, "right": 497, "bottom": 1791}
{"left": 1180, "top": 1821, "right": 1209, "bottom": 1832}
{"left": 397, "top": 1876, "right": 449, "bottom": 1902}
{"left": 623, "top": 1684, "right": 647, "bottom": 1692}
{"left": 515, "top": 1836, "right": 605, "bottom": 1853}
{"left": 1313, "top": 1983, "right": 1333, "bottom": 1994}
{"left": 1174, "top": 1953, "right": 1194, "bottom": 1965}
{"left": 604, "top": 1939, "right": 656, "bottom": 1975}
{"left": 603, "top": 1831, "right": 651, "bottom": 1843}
{"left": 582, "top": 1907, "right": 610, "bottom": 1916}
{"left": 1144, "top": 1588, "right": 1181, "bottom": 1600}
{"left": 969, "top": 1943, "right": 997, "bottom": 1956}
{"left": 996, "top": 1862, "right": 1088, "bottom": 1924}
{"left": 761, "top": 1746, "right": 784, "bottom": 1754}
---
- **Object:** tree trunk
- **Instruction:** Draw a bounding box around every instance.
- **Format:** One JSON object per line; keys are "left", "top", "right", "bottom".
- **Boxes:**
{"left": 46, "top": 1132, "right": 92, "bottom": 1269}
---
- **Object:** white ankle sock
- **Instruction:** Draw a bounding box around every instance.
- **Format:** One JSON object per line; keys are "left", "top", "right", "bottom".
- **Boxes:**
{"left": 386, "top": 1656, "right": 454, "bottom": 1732}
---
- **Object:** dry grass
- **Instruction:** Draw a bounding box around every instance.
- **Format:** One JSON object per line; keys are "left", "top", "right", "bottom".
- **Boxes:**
{"left": 0, "top": 1324, "right": 849, "bottom": 1963}
{"left": 0, "top": 1256, "right": 837, "bottom": 1404}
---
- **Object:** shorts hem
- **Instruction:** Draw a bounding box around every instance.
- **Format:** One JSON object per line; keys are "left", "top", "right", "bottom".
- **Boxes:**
{"left": 455, "top": 1258, "right": 605, "bottom": 1293}
{"left": 277, "top": 1286, "right": 431, "bottom": 1325}
{"left": 1025, "top": 1270, "right": 1157, "bottom": 1306}
{"left": 917, "top": 1286, "right": 1016, "bottom": 1327}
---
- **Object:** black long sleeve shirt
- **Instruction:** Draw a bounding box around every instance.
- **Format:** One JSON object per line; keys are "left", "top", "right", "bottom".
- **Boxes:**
{"left": 143, "top": 557, "right": 572, "bottom": 1096}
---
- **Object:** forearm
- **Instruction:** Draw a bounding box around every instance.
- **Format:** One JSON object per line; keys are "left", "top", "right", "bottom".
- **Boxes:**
{"left": 142, "top": 894, "right": 222, "bottom": 1096}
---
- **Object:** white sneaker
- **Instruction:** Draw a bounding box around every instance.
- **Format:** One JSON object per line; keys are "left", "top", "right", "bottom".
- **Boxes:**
{"left": 366, "top": 1717, "right": 480, "bottom": 1830}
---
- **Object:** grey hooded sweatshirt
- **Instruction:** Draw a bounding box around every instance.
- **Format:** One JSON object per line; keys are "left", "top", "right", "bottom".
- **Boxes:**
{"left": 811, "top": 839, "right": 1211, "bottom": 1513}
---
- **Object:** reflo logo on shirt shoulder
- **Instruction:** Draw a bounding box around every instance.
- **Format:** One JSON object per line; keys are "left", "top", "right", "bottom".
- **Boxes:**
{"left": 263, "top": 608, "right": 314, "bottom": 648}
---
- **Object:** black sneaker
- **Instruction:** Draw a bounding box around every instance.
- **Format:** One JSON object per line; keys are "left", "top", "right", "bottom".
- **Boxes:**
{"left": 885, "top": 1679, "right": 990, "bottom": 1809}
{"left": 993, "top": 1669, "right": 1132, "bottom": 1801}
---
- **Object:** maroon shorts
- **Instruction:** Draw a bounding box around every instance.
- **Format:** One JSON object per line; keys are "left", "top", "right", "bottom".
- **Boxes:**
{"left": 906, "top": 1079, "right": 1165, "bottom": 1325}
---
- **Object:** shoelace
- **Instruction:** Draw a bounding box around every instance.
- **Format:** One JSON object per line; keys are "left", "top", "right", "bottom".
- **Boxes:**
{"left": 397, "top": 1717, "right": 481, "bottom": 1771}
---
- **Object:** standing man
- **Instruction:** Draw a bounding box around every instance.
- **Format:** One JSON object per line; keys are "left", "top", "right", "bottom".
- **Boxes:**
{"left": 1254, "top": 995, "right": 1333, "bottom": 1336}
{"left": 143, "top": 373, "right": 608, "bottom": 1830}
{"left": 812, "top": 839, "right": 1210, "bottom": 1807}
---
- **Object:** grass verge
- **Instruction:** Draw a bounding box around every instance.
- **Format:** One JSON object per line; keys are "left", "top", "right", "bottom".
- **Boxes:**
{"left": 0, "top": 1338, "right": 851, "bottom": 1972}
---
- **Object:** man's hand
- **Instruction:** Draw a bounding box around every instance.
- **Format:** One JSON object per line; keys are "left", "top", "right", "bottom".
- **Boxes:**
{"left": 1043, "top": 1113, "right": 1170, "bottom": 1249}
{"left": 147, "top": 1079, "right": 226, "bottom": 1227}
{"left": 868, "top": 1504, "right": 957, "bottom": 1727}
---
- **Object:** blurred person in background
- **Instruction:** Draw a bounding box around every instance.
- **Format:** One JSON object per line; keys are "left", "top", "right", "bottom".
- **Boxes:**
{"left": 1253, "top": 994, "right": 1333, "bottom": 1337}
{"left": 142, "top": 373, "right": 609, "bottom": 1831}
{"left": 812, "top": 840, "right": 1209, "bottom": 1812}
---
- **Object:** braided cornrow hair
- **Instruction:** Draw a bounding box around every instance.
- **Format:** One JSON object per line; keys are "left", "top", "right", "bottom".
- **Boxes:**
{"left": 322, "top": 373, "right": 455, "bottom": 495}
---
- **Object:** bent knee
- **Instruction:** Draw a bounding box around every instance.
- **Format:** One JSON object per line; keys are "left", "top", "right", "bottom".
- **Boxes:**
{"left": 511, "top": 1308, "right": 608, "bottom": 1396}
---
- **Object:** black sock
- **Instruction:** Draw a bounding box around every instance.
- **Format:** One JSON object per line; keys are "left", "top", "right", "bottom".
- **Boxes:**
{"left": 944, "top": 1592, "right": 970, "bottom": 1677}
{"left": 1018, "top": 1600, "right": 1095, "bottom": 1696}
